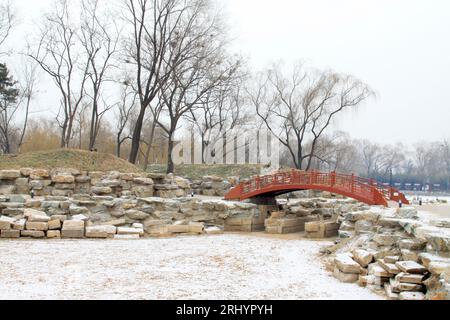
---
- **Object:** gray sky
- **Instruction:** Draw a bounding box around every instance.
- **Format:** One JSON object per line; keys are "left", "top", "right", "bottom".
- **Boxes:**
{"left": 225, "top": 0, "right": 450, "bottom": 144}
{"left": 5, "top": 0, "right": 450, "bottom": 145}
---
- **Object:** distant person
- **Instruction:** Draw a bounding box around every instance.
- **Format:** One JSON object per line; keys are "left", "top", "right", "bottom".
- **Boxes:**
{"left": 30, "top": 189, "right": 35, "bottom": 199}
{"left": 398, "top": 200, "right": 403, "bottom": 208}
{"left": 419, "top": 198, "right": 423, "bottom": 206}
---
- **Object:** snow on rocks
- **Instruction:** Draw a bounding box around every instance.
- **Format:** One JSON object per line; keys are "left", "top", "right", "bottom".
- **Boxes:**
{"left": 325, "top": 204, "right": 450, "bottom": 300}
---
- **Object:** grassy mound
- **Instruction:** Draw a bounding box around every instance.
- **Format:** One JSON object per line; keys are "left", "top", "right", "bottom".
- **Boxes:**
{"left": 147, "top": 164, "right": 263, "bottom": 180}
{"left": 0, "top": 149, "right": 143, "bottom": 173}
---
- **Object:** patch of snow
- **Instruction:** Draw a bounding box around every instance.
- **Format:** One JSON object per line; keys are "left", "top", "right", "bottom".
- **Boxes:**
{"left": 0, "top": 235, "right": 383, "bottom": 300}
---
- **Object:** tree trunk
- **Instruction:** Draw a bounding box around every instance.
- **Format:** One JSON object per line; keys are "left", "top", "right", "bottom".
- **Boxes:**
{"left": 143, "top": 122, "right": 157, "bottom": 170}
{"left": 116, "top": 135, "right": 122, "bottom": 158}
{"left": 129, "top": 107, "right": 146, "bottom": 164}
{"left": 89, "top": 107, "right": 97, "bottom": 150}
{"left": 167, "top": 131, "right": 175, "bottom": 174}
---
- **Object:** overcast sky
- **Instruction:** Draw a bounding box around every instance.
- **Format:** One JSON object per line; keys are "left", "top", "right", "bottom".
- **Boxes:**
{"left": 6, "top": 0, "right": 450, "bottom": 145}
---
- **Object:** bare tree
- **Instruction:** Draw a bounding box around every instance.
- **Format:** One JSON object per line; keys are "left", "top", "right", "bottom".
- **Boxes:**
{"left": 153, "top": 0, "right": 241, "bottom": 173}
{"left": 249, "top": 62, "right": 373, "bottom": 171}
{"left": 122, "top": 0, "right": 187, "bottom": 164}
{"left": 28, "top": 0, "right": 89, "bottom": 148}
{"left": 17, "top": 61, "right": 39, "bottom": 153}
{"left": 312, "top": 132, "right": 359, "bottom": 173}
{"left": 360, "top": 139, "right": 381, "bottom": 178}
{"left": 0, "top": 0, "right": 15, "bottom": 55}
{"left": 80, "top": 0, "right": 121, "bottom": 150}
{"left": 187, "top": 61, "right": 249, "bottom": 163}
{"left": 115, "top": 81, "right": 137, "bottom": 158}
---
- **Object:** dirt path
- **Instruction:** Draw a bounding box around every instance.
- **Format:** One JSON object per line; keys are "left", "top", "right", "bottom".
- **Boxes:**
{"left": 0, "top": 235, "right": 383, "bottom": 300}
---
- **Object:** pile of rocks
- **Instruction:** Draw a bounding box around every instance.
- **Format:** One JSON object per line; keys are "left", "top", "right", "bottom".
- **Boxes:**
{"left": 191, "top": 176, "right": 236, "bottom": 197}
{"left": 0, "top": 207, "right": 144, "bottom": 240}
{"left": 263, "top": 198, "right": 365, "bottom": 236}
{"left": 0, "top": 169, "right": 191, "bottom": 199}
{"left": 265, "top": 211, "right": 319, "bottom": 234}
{"left": 325, "top": 205, "right": 450, "bottom": 300}
{"left": 305, "top": 220, "right": 340, "bottom": 239}
{"left": 0, "top": 193, "right": 261, "bottom": 239}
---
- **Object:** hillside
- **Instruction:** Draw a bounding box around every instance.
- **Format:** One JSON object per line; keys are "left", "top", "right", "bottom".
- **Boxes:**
{"left": 147, "top": 164, "right": 263, "bottom": 180}
{"left": 0, "top": 149, "right": 143, "bottom": 173}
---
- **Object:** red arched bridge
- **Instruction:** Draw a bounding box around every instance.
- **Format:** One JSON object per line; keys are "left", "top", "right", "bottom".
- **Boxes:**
{"left": 224, "top": 170, "right": 409, "bottom": 207}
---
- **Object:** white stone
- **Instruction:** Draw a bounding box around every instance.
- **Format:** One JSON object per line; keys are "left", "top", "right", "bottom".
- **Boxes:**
{"left": 334, "top": 254, "right": 361, "bottom": 274}
{"left": 395, "top": 261, "right": 427, "bottom": 274}
{"left": 117, "top": 227, "right": 142, "bottom": 236}
{"left": 62, "top": 220, "right": 85, "bottom": 230}
{"left": 72, "top": 214, "right": 89, "bottom": 222}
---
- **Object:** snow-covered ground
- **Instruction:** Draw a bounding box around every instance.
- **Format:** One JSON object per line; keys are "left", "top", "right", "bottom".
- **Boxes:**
{"left": 0, "top": 234, "right": 383, "bottom": 300}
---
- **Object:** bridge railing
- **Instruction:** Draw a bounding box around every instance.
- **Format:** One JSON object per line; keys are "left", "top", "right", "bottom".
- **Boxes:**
{"left": 240, "top": 170, "right": 402, "bottom": 204}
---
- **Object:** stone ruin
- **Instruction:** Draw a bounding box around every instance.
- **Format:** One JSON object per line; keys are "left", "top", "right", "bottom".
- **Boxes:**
{"left": 2, "top": 168, "right": 449, "bottom": 300}
{"left": 322, "top": 206, "right": 450, "bottom": 300}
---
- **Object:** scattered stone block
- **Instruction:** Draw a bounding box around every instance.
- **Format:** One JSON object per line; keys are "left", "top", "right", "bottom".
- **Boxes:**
{"left": 419, "top": 252, "right": 450, "bottom": 269}
{"left": 72, "top": 214, "right": 89, "bottom": 221}
{"left": 30, "top": 169, "right": 50, "bottom": 179}
{"left": 352, "top": 249, "right": 374, "bottom": 267}
{"left": 21, "top": 230, "right": 45, "bottom": 238}
{"left": 368, "top": 263, "right": 392, "bottom": 278}
{"left": 117, "top": 227, "right": 142, "bottom": 236}
{"left": 205, "top": 226, "right": 223, "bottom": 235}
{"left": 103, "top": 219, "right": 127, "bottom": 226}
{"left": 126, "top": 209, "right": 149, "bottom": 221}
{"left": 385, "top": 256, "right": 400, "bottom": 264}
{"left": 168, "top": 224, "right": 190, "bottom": 234}
{"left": 24, "top": 209, "right": 50, "bottom": 221}
{"left": 390, "top": 278, "right": 423, "bottom": 293}
{"left": 373, "top": 233, "right": 399, "bottom": 247}
{"left": 91, "top": 187, "right": 112, "bottom": 195}
{"left": 399, "top": 239, "right": 427, "bottom": 251}
{"left": 51, "top": 215, "right": 67, "bottom": 223}
{"left": 0, "top": 170, "right": 21, "bottom": 180}
{"left": 384, "top": 283, "right": 400, "bottom": 300}
{"left": 85, "top": 226, "right": 109, "bottom": 239}
{"left": 26, "top": 222, "right": 49, "bottom": 231}
{"left": 188, "top": 222, "right": 204, "bottom": 234}
{"left": 334, "top": 254, "right": 361, "bottom": 274}
{"left": 378, "top": 259, "right": 401, "bottom": 275}
{"left": 48, "top": 219, "right": 61, "bottom": 230}
{"left": 395, "top": 273, "right": 425, "bottom": 285}
{"left": 333, "top": 267, "right": 359, "bottom": 283}
{"left": 28, "top": 214, "right": 51, "bottom": 223}
{"left": 1, "top": 229, "right": 21, "bottom": 238}
{"left": 395, "top": 261, "right": 427, "bottom": 274}
{"left": 401, "top": 249, "right": 420, "bottom": 262}
{"left": 428, "top": 262, "right": 450, "bottom": 277}
{"left": 52, "top": 175, "right": 75, "bottom": 184}
{"left": 61, "top": 229, "right": 84, "bottom": 239}
{"left": 47, "top": 230, "right": 61, "bottom": 239}
{"left": 63, "top": 220, "right": 85, "bottom": 230}
{"left": 12, "top": 219, "right": 26, "bottom": 231}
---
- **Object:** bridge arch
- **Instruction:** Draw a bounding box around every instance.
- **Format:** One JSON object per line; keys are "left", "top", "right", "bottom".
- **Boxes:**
{"left": 224, "top": 170, "right": 409, "bottom": 207}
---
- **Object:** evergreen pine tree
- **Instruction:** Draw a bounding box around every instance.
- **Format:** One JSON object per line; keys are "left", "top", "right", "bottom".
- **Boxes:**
{"left": 0, "top": 63, "right": 19, "bottom": 154}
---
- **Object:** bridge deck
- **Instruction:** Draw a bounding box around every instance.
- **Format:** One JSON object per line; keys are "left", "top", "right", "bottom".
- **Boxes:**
{"left": 224, "top": 170, "right": 409, "bottom": 207}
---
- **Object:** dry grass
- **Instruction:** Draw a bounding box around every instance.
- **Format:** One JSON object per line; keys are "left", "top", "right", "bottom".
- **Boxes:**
{"left": 0, "top": 149, "right": 143, "bottom": 173}
{"left": 147, "top": 164, "right": 263, "bottom": 180}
